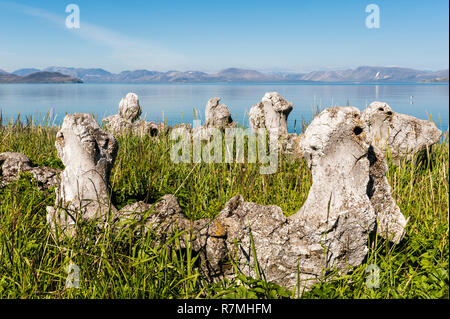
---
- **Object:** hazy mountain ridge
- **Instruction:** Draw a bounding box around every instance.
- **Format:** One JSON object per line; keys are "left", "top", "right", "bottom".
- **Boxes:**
{"left": 0, "top": 71, "right": 82, "bottom": 83}
{"left": 12, "top": 68, "right": 41, "bottom": 76}
{"left": 1, "top": 66, "right": 448, "bottom": 83}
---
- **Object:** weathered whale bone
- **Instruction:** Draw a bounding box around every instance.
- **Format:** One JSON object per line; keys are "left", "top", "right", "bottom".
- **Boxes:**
{"left": 119, "top": 92, "right": 141, "bottom": 122}
{"left": 295, "top": 107, "right": 407, "bottom": 243}
{"left": 249, "top": 92, "right": 302, "bottom": 159}
{"left": 361, "top": 101, "right": 442, "bottom": 165}
{"left": 45, "top": 113, "right": 181, "bottom": 236}
{"left": 103, "top": 93, "right": 169, "bottom": 137}
{"left": 46, "top": 113, "right": 119, "bottom": 235}
{"left": 204, "top": 97, "right": 234, "bottom": 129}
{"left": 249, "top": 92, "right": 293, "bottom": 135}
{"left": 0, "top": 152, "right": 59, "bottom": 189}
{"left": 367, "top": 145, "right": 408, "bottom": 243}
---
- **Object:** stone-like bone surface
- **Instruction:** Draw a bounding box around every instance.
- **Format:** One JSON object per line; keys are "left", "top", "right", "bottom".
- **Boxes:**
{"left": 46, "top": 113, "right": 118, "bottom": 235}
{"left": 210, "top": 108, "right": 404, "bottom": 290}
{"left": 119, "top": 93, "right": 141, "bottom": 122}
{"left": 280, "top": 133, "right": 303, "bottom": 159}
{"left": 0, "top": 152, "right": 59, "bottom": 189}
{"left": 204, "top": 97, "right": 234, "bottom": 129}
{"left": 366, "top": 145, "right": 407, "bottom": 243}
{"left": 296, "top": 107, "right": 406, "bottom": 243}
{"left": 205, "top": 107, "right": 378, "bottom": 291}
{"left": 290, "top": 107, "right": 377, "bottom": 275}
{"left": 103, "top": 93, "right": 169, "bottom": 137}
{"left": 361, "top": 101, "right": 442, "bottom": 165}
{"left": 249, "top": 92, "right": 293, "bottom": 135}
{"left": 45, "top": 114, "right": 176, "bottom": 236}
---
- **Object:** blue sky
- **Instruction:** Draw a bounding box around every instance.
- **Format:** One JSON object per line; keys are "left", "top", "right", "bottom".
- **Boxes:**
{"left": 0, "top": 0, "right": 448, "bottom": 73}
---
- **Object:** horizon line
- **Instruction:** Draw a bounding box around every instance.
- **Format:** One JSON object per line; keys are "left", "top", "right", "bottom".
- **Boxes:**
{"left": 2, "top": 65, "right": 449, "bottom": 75}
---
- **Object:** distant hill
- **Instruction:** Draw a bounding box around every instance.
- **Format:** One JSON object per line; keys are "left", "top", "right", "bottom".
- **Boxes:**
{"left": 0, "top": 71, "right": 82, "bottom": 83}
{"left": 295, "top": 66, "right": 449, "bottom": 83}
{"left": 210, "top": 68, "right": 279, "bottom": 82}
{"left": 1, "top": 66, "right": 448, "bottom": 83}
{"left": 0, "top": 72, "right": 21, "bottom": 82}
{"left": 420, "top": 77, "right": 450, "bottom": 83}
{"left": 12, "top": 68, "right": 41, "bottom": 76}
{"left": 44, "top": 67, "right": 112, "bottom": 81}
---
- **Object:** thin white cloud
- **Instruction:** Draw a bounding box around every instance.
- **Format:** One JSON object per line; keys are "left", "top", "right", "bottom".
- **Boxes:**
{"left": 0, "top": 1, "right": 186, "bottom": 70}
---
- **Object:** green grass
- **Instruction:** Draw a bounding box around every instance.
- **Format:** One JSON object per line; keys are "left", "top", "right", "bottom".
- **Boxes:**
{"left": 0, "top": 116, "right": 448, "bottom": 299}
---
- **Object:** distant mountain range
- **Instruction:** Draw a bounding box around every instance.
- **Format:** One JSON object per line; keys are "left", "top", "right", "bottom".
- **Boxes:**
{"left": 1, "top": 66, "right": 448, "bottom": 83}
{"left": 0, "top": 71, "right": 82, "bottom": 83}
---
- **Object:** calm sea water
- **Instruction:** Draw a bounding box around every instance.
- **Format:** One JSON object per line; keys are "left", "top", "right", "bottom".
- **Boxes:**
{"left": 0, "top": 83, "right": 448, "bottom": 132}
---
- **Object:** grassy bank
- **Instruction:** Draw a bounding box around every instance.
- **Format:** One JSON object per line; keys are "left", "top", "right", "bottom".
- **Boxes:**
{"left": 0, "top": 118, "right": 448, "bottom": 299}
